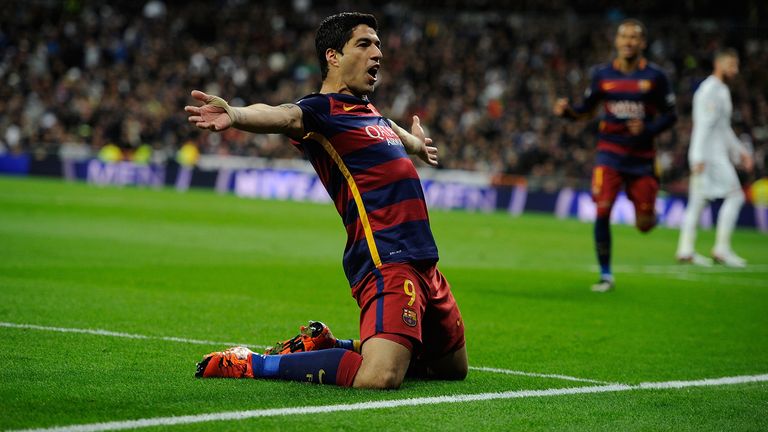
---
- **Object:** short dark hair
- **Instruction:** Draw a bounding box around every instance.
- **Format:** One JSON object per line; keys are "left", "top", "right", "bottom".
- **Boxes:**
{"left": 315, "top": 12, "right": 378, "bottom": 80}
{"left": 618, "top": 18, "right": 647, "bottom": 39}
{"left": 714, "top": 47, "right": 739, "bottom": 61}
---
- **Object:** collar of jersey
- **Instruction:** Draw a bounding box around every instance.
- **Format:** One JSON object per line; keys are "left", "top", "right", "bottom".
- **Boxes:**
{"left": 611, "top": 57, "right": 648, "bottom": 74}
{"left": 324, "top": 92, "right": 370, "bottom": 104}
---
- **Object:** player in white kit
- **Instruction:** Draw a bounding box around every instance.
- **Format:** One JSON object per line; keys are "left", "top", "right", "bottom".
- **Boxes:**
{"left": 676, "top": 49, "right": 754, "bottom": 267}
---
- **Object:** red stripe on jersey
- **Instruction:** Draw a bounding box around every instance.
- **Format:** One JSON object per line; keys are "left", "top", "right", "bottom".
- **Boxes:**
{"left": 330, "top": 97, "right": 383, "bottom": 117}
{"left": 600, "top": 79, "right": 655, "bottom": 94}
{"left": 346, "top": 198, "right": 430, "bottom": 242}
{"left": 353, "top": 157, "right": 419, "bottom": 194}
{"left": 599, "top": 121, "right": 627, "bottom": 134}
{"left": 597, "top": 140, "right": 656, "bottom": 159}
{"left": 369, "top": 198, "right": 429, "bottom": 232}
{"left": 332, "top": 125, "right": 400, "bottom": 157}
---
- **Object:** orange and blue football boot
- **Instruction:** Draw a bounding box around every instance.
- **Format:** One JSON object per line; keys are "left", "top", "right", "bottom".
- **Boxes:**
{"left": 264, "top": 321, "right": 339, "bottom": 355}
{"left": 195, "top": 346, "right": 254, "bottom": 378}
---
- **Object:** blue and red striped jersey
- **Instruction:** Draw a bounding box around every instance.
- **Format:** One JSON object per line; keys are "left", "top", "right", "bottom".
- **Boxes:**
{"left": 294, "top": 93, "right": 438, "bottom": 286}
{"left": 567, "top": 58, "right": 677, "bottom": 176}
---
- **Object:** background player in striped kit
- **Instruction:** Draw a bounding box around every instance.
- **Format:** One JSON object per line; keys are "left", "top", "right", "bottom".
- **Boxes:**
{"left": 553, "top": 19, "right": 677, "bottom": 292}
{"left": 676, "top": 49, "right": 754, "bottom": 267}
{"left": 185, "top": 12, "right": 466, "bottom": 389}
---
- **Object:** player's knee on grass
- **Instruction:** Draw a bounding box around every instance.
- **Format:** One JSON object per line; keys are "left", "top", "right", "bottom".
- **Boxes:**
{"left": 428, "top": 345, "right": 468, "bottom": 380}
{"left": 636, "top": 212, "right": 656, "bottom": 233}
{"left": 359, "top": 366, "right": 404, "bottom": 389}
{"left": 353, "top": 337, "right": 412, "bottom": 389}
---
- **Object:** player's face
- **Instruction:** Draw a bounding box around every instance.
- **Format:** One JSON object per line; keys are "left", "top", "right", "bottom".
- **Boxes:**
{"left": 614, "top": 24, "right": 646, "bottom": 61}
{"left": 337, "top": 25, "right": 382, "bottom": 96}
{"left": 718, "top": 56, "right": 739, "bottom": 81}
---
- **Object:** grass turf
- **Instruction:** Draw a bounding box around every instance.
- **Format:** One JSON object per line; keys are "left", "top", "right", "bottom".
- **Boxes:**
{"left": 0, "top": 175, "right": 766, "bottom": 431}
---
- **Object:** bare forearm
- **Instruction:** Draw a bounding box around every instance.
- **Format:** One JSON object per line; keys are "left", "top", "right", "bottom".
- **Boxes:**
{"left": 401, "top": 132, "right": 424, "bottom": 155}
{"left": 230, "top": 103, "right": 303, "bottom": 137}
{"left": 390, "top": 121, "right": 421, "bottom": 154}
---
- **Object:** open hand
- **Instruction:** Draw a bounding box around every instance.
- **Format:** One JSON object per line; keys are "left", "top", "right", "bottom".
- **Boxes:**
{"left": 741, "top": 152, "right": 754, "bottom": 174}
{"left": 411, "top": 115, "right": 438, "bottom": 166}
{"left": 184, "top": 90, "right": 234, "bottom": 131}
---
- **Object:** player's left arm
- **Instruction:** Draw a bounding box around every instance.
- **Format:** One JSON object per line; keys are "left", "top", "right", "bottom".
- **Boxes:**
{"left": 389, "top": 116, "right": 439, "bottom": 167}
{"left": 635, "top": 72, "right": 678, "bottom": 137}
{"left": 725, "top": 124, "right": 755, "bottom": 173}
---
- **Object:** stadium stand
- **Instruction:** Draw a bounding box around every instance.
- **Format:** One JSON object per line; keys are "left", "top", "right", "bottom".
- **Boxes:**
{"left": 0, "top": 1, "right": 766, "bottom": 192}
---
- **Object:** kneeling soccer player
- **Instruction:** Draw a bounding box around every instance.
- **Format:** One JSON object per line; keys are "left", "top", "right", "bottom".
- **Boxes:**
{"left": 186, "top": 12, "right": 467, "bottom": 389}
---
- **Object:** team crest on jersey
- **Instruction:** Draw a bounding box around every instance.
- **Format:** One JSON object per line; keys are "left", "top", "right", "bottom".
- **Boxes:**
{"left": 402, "top": 308, "right": 418, "bottom": 327}
{"left": 638, "top": 80, "right": 652, "bottom": 92}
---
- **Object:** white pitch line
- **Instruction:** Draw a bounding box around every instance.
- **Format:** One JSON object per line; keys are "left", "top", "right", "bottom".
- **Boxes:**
{"left": 667, "top": 272, "right": 768, "bottom": 288}
{"left": 468, "top": 366, "right": 613, "bottom": 384}
{"left": 610, "top": 264, "right": 768, "bottom": 274}
{"left": 11, "top": 373, "right": 768, "bottom": 432}
{"left": 0, "top": 321, "right": 606, "bottom": 385}
{"left": 0, "top": 322, "right": 268, "bottom": 350}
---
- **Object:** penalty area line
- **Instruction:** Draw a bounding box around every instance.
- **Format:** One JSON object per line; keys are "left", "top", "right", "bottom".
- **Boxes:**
{"left": 11, "top": 373, "right": 768, "bottom": 432}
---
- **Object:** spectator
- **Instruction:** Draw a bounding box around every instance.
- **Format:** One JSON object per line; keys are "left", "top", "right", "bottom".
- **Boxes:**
{"left": 0, "top": 1, "right": 765, "bottom": 191}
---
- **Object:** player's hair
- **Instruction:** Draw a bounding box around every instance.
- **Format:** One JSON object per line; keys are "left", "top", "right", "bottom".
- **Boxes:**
{"left": 618, "top": 18, "right": 647, "bottom": 39}
{"left": 315, "top": 12, "right": 378, "bottom": 80}
{"left": 714, "top": 48, "right": 739, "bottom": 61}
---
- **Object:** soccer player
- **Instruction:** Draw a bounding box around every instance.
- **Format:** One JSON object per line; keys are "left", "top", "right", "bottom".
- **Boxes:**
{"left": 676, "top": 49, "right": 754, "bottom": 267}
{"left": 185, "top": 13, "right": 467, "bottom": 389}
{"left": 553, "top": 19, "right": 677, "bottom": 292}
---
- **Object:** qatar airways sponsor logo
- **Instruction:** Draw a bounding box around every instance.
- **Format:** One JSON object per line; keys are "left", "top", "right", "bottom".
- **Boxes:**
{"left": 364, "top": 125, "right": 404, "bottom": 147}
{"left": 605, "top": 100, "right": 645, "bottom": 119}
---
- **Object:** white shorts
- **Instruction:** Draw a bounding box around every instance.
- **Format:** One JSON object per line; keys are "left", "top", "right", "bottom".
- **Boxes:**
{"left": 691, "top": 161, "right": 741, "bottom": 200}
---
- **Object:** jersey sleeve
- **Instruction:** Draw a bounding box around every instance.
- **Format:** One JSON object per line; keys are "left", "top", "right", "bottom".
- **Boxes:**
{"left": 566, "top": 66, "right": 603, "bottom": 119}
{"left": 643, "top": 70, "right": 678, "bottom": 137}
{"left": 295, "top": 95, "right": 329, "bottom": 136}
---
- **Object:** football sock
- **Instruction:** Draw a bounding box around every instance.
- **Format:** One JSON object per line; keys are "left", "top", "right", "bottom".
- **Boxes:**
{"left": 714, "top": 190, "right": 745, "bottom": 253}
{"left": 335, "top": 339, "right": 361, "bottom": 353}
{"left": 250, "top": 348, "right": 362, "bottom": 387}
{"left": 677, "top": 189, "right": 707, "bottom": 257}
{"left": 594, "top": 216, "right": 612, "bottom": 279}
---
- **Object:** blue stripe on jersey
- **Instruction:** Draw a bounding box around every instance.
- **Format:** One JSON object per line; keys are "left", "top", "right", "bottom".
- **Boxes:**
{"left": 596, "top": 151, "right": 655, "bottom": 176}
{"left": 300, "top": 140, "right": 345, "bottom": 198}
{"left": 341, "top": 178, "right": 426, "bottom": 227}
{"left": 344, "top": 142, "right": 409, "bottom": 174}
{"left": 361, "top": 178, "right": 426, "bottom": 213}
{"left": 372, "top": 220, "right": 438, "bottom": 262}
{"left": 343, "top": 220, "right": 438, "bottom": 286}
{"left": 343, "top": 239, "right": 376, "bottom": 286}
{"left": 599, "top": 133, "right": 655, "bottom": 147}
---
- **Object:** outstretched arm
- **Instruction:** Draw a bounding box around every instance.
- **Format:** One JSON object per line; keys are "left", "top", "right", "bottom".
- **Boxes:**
{"left": 389, "top": 115, "right": 439, "bottom": 167}
{"left": 184, "top": 90, "right": 304, "bottom": 140}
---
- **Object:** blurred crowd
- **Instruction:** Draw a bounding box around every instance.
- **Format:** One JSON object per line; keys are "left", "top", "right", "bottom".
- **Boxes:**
{"left": 1, "top": 0, "right": 767, "bottom": 190}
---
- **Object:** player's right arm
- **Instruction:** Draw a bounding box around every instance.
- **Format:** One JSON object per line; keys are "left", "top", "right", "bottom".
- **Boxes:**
{"left": 553, "top": 68, "right": 603, "bottom": 121}
{"left": 185, "top": 90, "right": 304, "bottom": 140}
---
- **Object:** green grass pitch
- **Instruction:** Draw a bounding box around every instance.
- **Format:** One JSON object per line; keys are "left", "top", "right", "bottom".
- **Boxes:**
{"left": 1, "top": 175, "right": 766, "bottom": 431}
